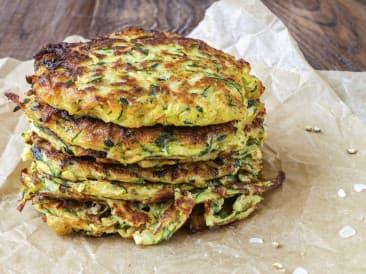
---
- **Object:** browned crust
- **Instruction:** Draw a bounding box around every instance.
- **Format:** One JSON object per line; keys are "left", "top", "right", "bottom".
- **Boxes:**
{"left": 111, "top": 202, "right": 151, "bottom": 227}
{"left": 29, "top": 132, "right": 241, "bottom": 186}
{"left": 29, "top": 100, "right": 238, "bottom": 147}
{"left": 27, "top": 27, "right": 261, "bottom": 128}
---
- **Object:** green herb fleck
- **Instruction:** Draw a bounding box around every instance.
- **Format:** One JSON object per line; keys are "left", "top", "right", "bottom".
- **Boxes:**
{"left": 119, "top": 97, "right": 129, "bottom": 105}
{"left": 234, "top": 159, "right": 241, "bottom": 168}
{"left": 248, "top": 99, "right": 256, "bottom": 108}
{"left": 196, "top": 105, "right": 203, "bottom": 113}
{"left": 110, "top": 181, "right": 127, "bottom": 191}
{"left": 249, "top": 84, "right": 257, "bottom": 93}
{"left": 227, "top": 96, "right": 236, "bottom": 107}
{"left": 224, "top": 79, "right": 241, "bottom": 91}
{"left": 88, "top": 75, "right": 102, "bottom": 83}
{"left": 51, "top": 169, "right": 62, "bottom": 177}
{"left": 173, "top": 49, "right": 187, "bottom": 57}
{"left": 216, "top": 135, "right": 227, "bottom": 142}
{"left": 134, "top": 44, "right": 149, "bottom": 55}
{"left": 155, "top": 132, "right": 175, "bottom": 148}
{"left": 150, "top": 62, "right": 160, "bottom": 68}
{"left": 13, "top": 106, "right": 21, "bottom": 112}
{"left": 44, "top": 208, "right": 53, "bottom": 215}
{"left": 104, "top": 139, "right": 114, "bottom": 147}
{"left": 89, "top": 61, "right": 106, "bottom": 66}
{"left": 157, "top": 76, "right": 169, "bottom": 81}
{"left": 211, "top": 200, "right": 222, "bottom": 214}
{"left": 63, "top": 145, "right": 74, "bottom": 156}
{"left": 205, "top": 72, "right": 223, "bottom": 80}
{"left": 117, "top": 109, "right": 124, "bottom": 120}
{"left": 135, "top": 178, "right": 145, "bottom": 184}
{"left": 71, "top": 130, "right": 82, "bottom": 142}
{"left": 190, "top": 43, "right": 199, "bottom": 50}
{"left": 199, "top": 137, "right": 213, "bottom": 156}
{"left": 23, "top": 98, "right": 31, "bottom": 104}
{"left": 100, "top": 48, "right": 113, "bottom": 54}
{"left": 63, "top": 79, "right": 74, "bottom": 87}
{"left": 149, "top": 85, "right": 160, "bottom": 96}
{"left": 202, "top": 86, "right": 213, "bottom": 98}
{"left": 163, "top": 227, "right": 173, "bottom": 240}
{"left": 65, "top": 207, "right": 74, "bottom": 213}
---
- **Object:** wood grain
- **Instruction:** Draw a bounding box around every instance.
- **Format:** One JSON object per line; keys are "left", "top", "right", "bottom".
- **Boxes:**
{"left": 0, "top": 0, "right": 365, "bottom": 71}
{"left": 0, "top": 0, "right": 215, "bottom": 60}
{"left": 261, "top": 0, "right": 366, "bottom": 71}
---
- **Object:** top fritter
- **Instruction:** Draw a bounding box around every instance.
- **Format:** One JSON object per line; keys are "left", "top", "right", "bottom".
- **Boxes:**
{"left": 29, "top": 28, "right": 263, "bottom": 128}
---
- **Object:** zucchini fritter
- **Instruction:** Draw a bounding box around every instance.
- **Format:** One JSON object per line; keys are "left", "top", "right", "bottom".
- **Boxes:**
{"left": 21, "top": 96, "right": 248, "bottom": 165}
{"left": 24, "top": 130, "right": 266, "bottom": 186}
{"left": 29, "top": 28, "right": 263, "bottom": 128}
{"left": 25, "top": 172, "right": 284, "bottom": 245}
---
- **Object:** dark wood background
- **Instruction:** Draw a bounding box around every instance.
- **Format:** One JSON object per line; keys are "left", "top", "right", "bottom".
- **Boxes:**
{"left": 0, "top": 0, "right": 365, "bottom": 71}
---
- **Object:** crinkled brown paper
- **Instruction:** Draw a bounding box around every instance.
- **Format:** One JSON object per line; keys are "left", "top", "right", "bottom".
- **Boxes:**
{"left": 1, "top": 0, "right": 365, "bottom": 273}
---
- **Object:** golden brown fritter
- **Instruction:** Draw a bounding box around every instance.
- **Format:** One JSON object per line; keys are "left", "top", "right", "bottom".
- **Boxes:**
{"left": 25, "top": 133, "right": 244, "bottom": 187}
{"left": 21, "top": 96, "right": 248, "bottom": 165}
{"left": 29, "top": 28, "right": 263, "bottom": 128}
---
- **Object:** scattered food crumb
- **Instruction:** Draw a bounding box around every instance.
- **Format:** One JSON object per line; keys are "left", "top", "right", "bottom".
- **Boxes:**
{"left": 249, "top": 237, "right": 264, "bottom": 244}
{"left": 293, "top": 267, "right": 308, "bottom": 274}
{"left": 273, "top": 262, "right": 285, "bottom": 272}
{"left": 347, "top": 148, "right": 358, "bottom": 155}
{"left": 337, "top": 189, "right": 346, "bottom": 198}
{"left": 339, "top": 225, "right": 356, "bottom": 238}
{"left": 17, "top": 192, "right": 23, "bottom": 201}
{"left": 271, "top": 241, "right": 281, "bottom": 248}
{"left": 313, "top": 127, "right": 322, "bottom": 133}
{"left": 353, "top": 184, "right": 366, "bottom": 193}
{"left": 304, "top": 126, "right": 313, "bottom": 132}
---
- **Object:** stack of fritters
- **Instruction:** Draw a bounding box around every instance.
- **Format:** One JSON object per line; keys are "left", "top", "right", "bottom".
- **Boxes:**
{"left": 8, "top": 28, "right": 284, "bottom": 245}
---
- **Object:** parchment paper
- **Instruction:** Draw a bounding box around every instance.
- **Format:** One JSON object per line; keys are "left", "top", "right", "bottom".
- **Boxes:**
{"left": 1, "top": 0, "right": 366, "bottom": 273}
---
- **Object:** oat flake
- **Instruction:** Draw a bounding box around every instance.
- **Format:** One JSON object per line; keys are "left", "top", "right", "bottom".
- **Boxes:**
{"left": 304, "top": 126, "right": 312, "bottom": 132}
{"left": 347, "top": 148, "right": 358, "bottom": 154}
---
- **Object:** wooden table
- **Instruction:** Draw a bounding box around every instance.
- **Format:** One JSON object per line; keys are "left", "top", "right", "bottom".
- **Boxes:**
{"left": 0, "top": 0, "right": 365, "bottom": 71}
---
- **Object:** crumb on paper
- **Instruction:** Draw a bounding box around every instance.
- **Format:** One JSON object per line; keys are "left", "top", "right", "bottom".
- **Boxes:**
{"left": 353, "top": 184, "right": 366, "bottom": 193}
{"left": 271, "top": 241, "right": 281, "bottom": 248}
{"left": 273, "top": 262, "right": 285, "bottom": 272}
{"left": 248, "top": 237, "right": 264, "bottom": 244}
{"left": 338, "top": 225, "right": 356, "bottom": 238}
{"left": 347, "top": 148, "right": 358, "bottom": 155}
{"left": 313, "top": 127, "right": 322, "bottom": 133}
{"left": 337, "top": 189, "right": 346, "bottom": 198}
{"left": 293, "top": 267, "right": 308, "bottom": 274}
{"left": 304, "top": 126, "right": 313, "bottom": 132}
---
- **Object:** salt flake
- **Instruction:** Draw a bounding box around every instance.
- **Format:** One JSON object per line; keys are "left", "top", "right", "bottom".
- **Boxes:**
{"left": 249, "top": 237, "right": 263, "bottom": 244}
{"left": 293, "top": 267, "right": 308, "bottom": 274}
{"left": 337, "top": 189, "right": 346, "bottom": 198}
{"left": 353, "top": 184, "right": 366, "bottom": 193}
{"left": 339, "top": 225, "right": 356, "bottom": 238}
